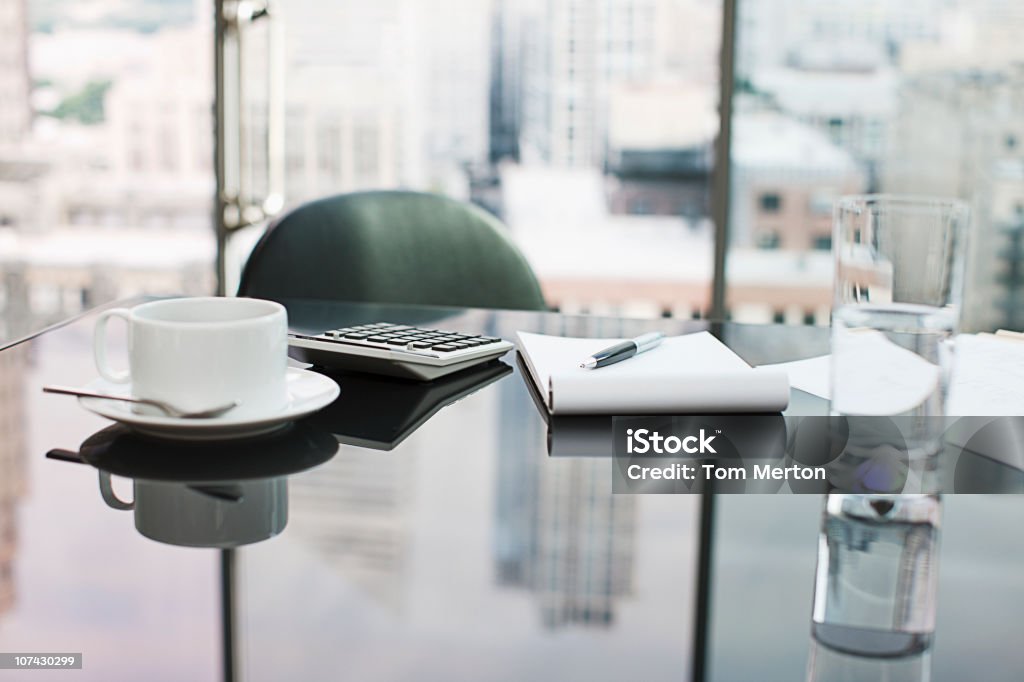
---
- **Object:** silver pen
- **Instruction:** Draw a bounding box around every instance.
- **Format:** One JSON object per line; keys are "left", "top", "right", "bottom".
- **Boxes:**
{"left": 579, "top": 332, "right": 665, "bottom": 369}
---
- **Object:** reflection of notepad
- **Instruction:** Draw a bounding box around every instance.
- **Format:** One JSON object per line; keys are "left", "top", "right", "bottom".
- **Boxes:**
{"left": 516, "top": 331, "right": 790, "bottom": 415}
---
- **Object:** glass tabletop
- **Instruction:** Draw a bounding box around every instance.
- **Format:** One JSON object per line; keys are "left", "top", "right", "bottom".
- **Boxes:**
{"left": 0, "top": 297, "right": 1020, "bottom": 681}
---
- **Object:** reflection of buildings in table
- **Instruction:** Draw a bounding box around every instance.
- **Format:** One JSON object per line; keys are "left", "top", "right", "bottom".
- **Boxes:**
{"left": 287, "top": 447, "right": 414, "bottom": 612}
{"left": 0, "top": 344, "right": 28, "bottom": 617}
{"left": 494, "top": 375, "right": 636, "bottom": 629}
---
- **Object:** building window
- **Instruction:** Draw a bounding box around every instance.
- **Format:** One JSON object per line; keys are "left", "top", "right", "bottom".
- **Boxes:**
{"left": 756, "top": 230, "right": 780, "bottom": 249}
{"left": 813, "top": 235, "right": 832, "bottom": 251}
{"left": 759, "top": 192, "right": 781, "bottom": 213}
{"left": 354, "top": 123, "right": 379, "bottom": 180}
{"left": 809, "top": 192, "right": 834, "bottom": 215}
{"left": 629, "top": 197, "right": 652, "bottom": 215}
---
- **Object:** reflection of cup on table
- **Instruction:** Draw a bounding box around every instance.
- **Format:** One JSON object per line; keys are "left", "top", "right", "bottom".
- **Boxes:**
{"left": 832, "top": 195, "right": 969, "bottom": 458}
{"left": 98, "top": 472, "right": 288, "bottom": 548}
{"left": 93, "top": 297, "right": 288, "bottom": 419}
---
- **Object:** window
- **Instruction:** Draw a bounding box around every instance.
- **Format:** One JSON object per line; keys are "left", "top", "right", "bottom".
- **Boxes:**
{"left": 759, "top": 193, "right": 781, "bottom": 213}
{"left": 0, "top": 1, "right": 215, "bottom": 339}
{"left": 756, "top": 230, "right": 780, "bottom": 250}
{"left": 813, "top": 235, "right": 832, "bottom": 251}
{"left": 230, "top": 0, "right": 723, "bottom": 319}
{"left": 808, "top": 192, "right": 834, "bottom": 216}
{"left": 353, "top": 122, "right": 380, "bottom": 182}
{"left": 628, "top": 197, "right": 653, "bottom": 215}
{"left": 728, "top": 0, "right": 1024, "bottom": 331}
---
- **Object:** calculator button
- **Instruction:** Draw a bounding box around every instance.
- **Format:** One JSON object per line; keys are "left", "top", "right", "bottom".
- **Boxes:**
{"left": 432, "top": 343, "right": 458, "bottom": 351}
{"left": 366, "top": 336, "right": 390, "bottom": 343}
{"left": 343, "top": 332, "right": 371, "bottom": 339}
{"left": 409, "top": 341, "right": 434, "bottom": 349}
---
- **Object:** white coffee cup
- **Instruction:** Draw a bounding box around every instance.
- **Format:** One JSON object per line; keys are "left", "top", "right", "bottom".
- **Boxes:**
{"left": 94, "top": 297, "right": 288, "bottom": 419}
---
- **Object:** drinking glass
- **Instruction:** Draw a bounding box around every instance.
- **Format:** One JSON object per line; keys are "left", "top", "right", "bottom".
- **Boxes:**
{"left": 832, "top": 195, "right": 969, "bottom": 459}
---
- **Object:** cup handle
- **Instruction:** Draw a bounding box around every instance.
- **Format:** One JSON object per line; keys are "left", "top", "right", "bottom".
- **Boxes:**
{"left": 94, "top": 308, "right": 132, "bottom": 384}
{"left": 98, "top": 471, "right": 134, "bottom": 510}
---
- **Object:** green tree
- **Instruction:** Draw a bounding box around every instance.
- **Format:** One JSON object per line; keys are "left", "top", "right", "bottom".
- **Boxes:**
{"left": 48, "top": 80, "right": 112, "bottom": 125}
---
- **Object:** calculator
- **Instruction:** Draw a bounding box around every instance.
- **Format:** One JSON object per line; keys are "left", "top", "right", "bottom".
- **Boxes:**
{"left": 288, "top": 322, "right": 515, "bottom": 381}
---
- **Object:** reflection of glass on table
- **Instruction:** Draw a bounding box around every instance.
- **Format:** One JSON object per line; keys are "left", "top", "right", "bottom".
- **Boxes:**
{"left": 807, "top": 635, "right": 931, "bottom": 682}
{"left": 810, "top": 494, "right": 941, "bottom": 663}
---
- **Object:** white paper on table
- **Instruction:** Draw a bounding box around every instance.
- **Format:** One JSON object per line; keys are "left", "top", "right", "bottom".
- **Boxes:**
{"left": 516, "top": 331, "right": 790, "bottom": 415}
{"left": 760, "top": 332, "right": 939, "bottom": 413}
{"left": 831, "top": 331, "right": 942, "bottom": 414}
{"left": 761, "top": 333, "right": 1024, "bottom": 416}
{"left": 948, "top": 334, "right": 1024, "bottom": 415}
{"left": 761, "top": 355, "right": 832, "bottom": 400}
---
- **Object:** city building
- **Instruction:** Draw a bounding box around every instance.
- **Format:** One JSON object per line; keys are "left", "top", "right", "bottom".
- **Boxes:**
{"left": 0, "top": 0, "right": 31, "bottom": 145}
{"left": 517, "top": 0, "right": 665, "bottom": 168}
{"left": 886, "top": 66, "right": 1024, "bottom": 331}
{"left": 605, "top": 81, "right": 715, "bottom": 218}
{"left": 737, "top": 0, "right": 942, "bottom": 78}
{"left": 743, "top": 65, "right": 897, "bottom": 190}
{"left": 501, "top": 159, "right": 834, "bottom": 323}
{"left": 729, "top": 111, "right": 865, "bottom": 252}
{"left": 0, "top": 17, "right": 216, "bottom": 337}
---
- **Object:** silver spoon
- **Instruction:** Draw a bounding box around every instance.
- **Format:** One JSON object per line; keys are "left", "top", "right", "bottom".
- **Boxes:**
{"left": 43, "top": 386, "right": 239, "bottom": 419}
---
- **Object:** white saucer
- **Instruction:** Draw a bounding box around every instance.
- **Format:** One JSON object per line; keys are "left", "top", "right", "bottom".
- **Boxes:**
{"left": 79, "top": 368, "right": 340, "bottom": 441}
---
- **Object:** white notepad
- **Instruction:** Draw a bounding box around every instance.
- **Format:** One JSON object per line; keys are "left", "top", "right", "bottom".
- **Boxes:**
{"left": 516, "top": 331, "right": 790, "bottom": 415}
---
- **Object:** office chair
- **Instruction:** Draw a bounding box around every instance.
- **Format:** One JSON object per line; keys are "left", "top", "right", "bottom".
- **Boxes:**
{"left": 237, "top": 190, "right": 548, "bottom": 311}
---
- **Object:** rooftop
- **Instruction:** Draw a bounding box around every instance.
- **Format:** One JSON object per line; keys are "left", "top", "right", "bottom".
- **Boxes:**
{"left": 751, "top": 66, "right": 897, "bottom": 118}
{"left": 731, "top": 112, "right": 860, "bottom": 174}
